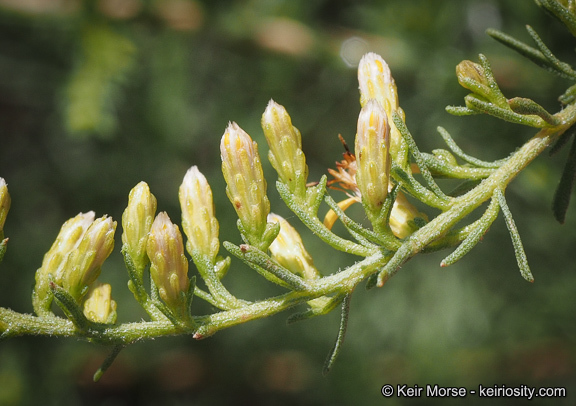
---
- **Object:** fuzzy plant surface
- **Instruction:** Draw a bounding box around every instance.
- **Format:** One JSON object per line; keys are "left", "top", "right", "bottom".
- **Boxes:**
{"left": 1, "top": 0, "right": 576, "bottom": 382}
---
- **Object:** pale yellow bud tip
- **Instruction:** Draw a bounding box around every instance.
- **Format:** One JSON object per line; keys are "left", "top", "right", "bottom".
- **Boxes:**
{"left": 268, "top": 213, "right": 319, "bottom": 280}
{"left": 83, "top": 283, "right": 117, "bottom": 324}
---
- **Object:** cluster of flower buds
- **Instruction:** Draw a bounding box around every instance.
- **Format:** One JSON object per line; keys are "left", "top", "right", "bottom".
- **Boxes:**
{"left": 32, "top": 211, "right": 117, "bottom": 319}
{"left": 324, "top": 53, "right": 428, "bottom": 237}
{"left": 358, "top": 52, "right": 408, "bottom": 170}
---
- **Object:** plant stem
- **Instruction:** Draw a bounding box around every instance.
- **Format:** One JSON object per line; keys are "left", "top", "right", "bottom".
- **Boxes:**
{"left": 2, "top": 105, "right": 576, "bottom": 347}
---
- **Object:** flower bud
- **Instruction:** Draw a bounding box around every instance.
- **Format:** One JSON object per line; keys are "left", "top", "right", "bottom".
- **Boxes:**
{"left": 358, "top": 52, "right": 398, "bottom": 112}
{"left": 456, "top": 60, "right": 491, "bottom": 100}
{"left": 389, "top": 192, "right": 428, "bottom": 239}
{"left": 268, "top": 213, "right": 319, "bottom": 280}
{"left": 358, "top": 52, "right": 408, "bottom": 169}
{"left": 261, "top": 100, "right": 308, "bottom": 198}
{"left": 355, "top": 100, "right": 390, "bottom": 215}
{"left": 33, "top": 212, "right": 95, "bottom": 316}
{"left": 121, "top": 181, "right": 157, "bottom": 270}
{"left": 62, "top": 215, "right": 117, "bottom": 300}
{"left": 147, "top": 212, "right": 190, "bottom": 314}
{"left": 179, "top": 166, "right": 220, "bottom": 263}
{"left": 83, "top": 283, "right": 117, "bottom": 324}
{"left": 0, "top": 178, "right": 10, "bottom": 240}
{"left": 221, "top": 122, "right": 270, "bottom": 244}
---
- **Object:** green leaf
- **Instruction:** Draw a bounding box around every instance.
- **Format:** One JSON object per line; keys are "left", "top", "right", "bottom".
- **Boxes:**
{"left": 465, "top": 94, "right": 547, "bottom": 128}
{"left": 495, "top": 189, "right": 534, "bottom": 282}
{"left": 535, "top": 0, "right": 576, "bottom": 38}
{"left": 93, "top": 345, "right": 124, "bottom": 382}
{"left": 277, "top": 181, "right": 373, "bottom": 256}
{"left": 390, "top": 163, "right": 451, "bottom": 210}
{"left": 436, "top": 127, "right": 508, "bottom": 168}
{"left": 525, "top": 25, "right": 576, "bottom": 80}
{"left": 487, "top": 28, "right": 549, "bottom": 69}
{"left": 323, "top": 293, "right": 351, "bottom": 375}
{"left": 549, "top": 129, "right": 575, "bottom": 156}
{"left": 508, "top": 97, "right": 560, "bottom": 126}
{"left": 552, "top": 135, "right": 576, "bottom": 223}
{"left": 224, "top": 242, "right": 310, "bottom": 291}
{"left": 393, "top": 113, "right": 449, "bottom": 200}
{"left": 50, "top": 282, "right": 91, "bottom": 332}
{"left": 559, "top": 84, "right": 576, "bottom": 105}
{"left": 446, "top": 105, "right": 480, "bottom": 116}
{"left": 440, "top": 195, "right": 500, "bottom": 267}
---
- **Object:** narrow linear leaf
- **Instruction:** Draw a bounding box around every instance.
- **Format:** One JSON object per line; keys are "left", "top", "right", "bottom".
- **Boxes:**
{"left": 495, "top": 189, "right": 534, "bottom": 282}
{"left": 525, "top": 25, "right": 576, "bottom": 79}
{"left": 535, "top": 0, "right": 576, "bottom": 38}
{"left": 390, "top": 163, "right": 451, "bottom": 210}
{"left": 323, "top": 293, "right": 351, "bottom": 376}
{"left": 559, "top": 84, "right": 576, "bottom": 105}
{"left": 487, "top": 28, "right": 551, "bottom": 70}
{"left": 441, "top": 195, "right": 500, "bottom": 267}
{"left": 324, "top": 194, "right": 382, "bottom": 246}
{"left": 437, "top": 127, "right": 507, "bottom": 168}
{"left": 223, "top": 242, "right": 310, "bottom": 291}
{"left": 421, "top": 153, "right": 495, "bottom": 179}
{"left": 50, "top": 282, "right": 91, "bottom": 331}
{"left": 393, "top": 113, "right": 449, "bottom": 200}
{"left": 446, "top": 105, "right": 480, "bottom": 116}
{"left": 448, "top": 179, "right": 482, "bottom": 197}
{"left": 324, "top": 193, "right": 400, "bottom": 251}
{"left": 93, "top": 344, "right": 124, "bottom": 382}
{"left": 552, "top": 135, "right": 576, "bottom": 223}
{"left": 465, "top": 95, "right": 546, "bottom": 128}
{"left": 549, "top": 129, "right": 575, "bottom": 156}
{"left": 476, "top": 54, "right": 508, "bottom": 108}
{"left": 377, "top": 242, "right": 413, "bottom": 287}
{"left": 508, "top": 97, "right": 560, "bottom": 126}
{"left": 277, "top": 181, "right": 372, "bottom": 256}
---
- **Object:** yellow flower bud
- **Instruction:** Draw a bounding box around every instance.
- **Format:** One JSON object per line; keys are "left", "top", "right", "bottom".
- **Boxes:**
{"left": 33, "top": 212, "right": 95, "bottom": 316}
{"left": 62, "top": 215, "right": 117, "bottom": 300}
{"left": 456, "top": 60, "right": 491, "bottom": 100}
{"left": 268, "top": 213, "right": 319, "bottom": 280}
{"left": 358, "top": 52, "right": 398, "bottom": 112}
{"left": 83, "top": 283, "right": 117, "bottom": 324}
{"left": 121, "top": 181, "right": 157, "bottom": 270}
{"left": 147, "top": 212, "right": 190, "bottom": 314}
{"left": 179, "top": 166, "right": 220, "bottom": 263}
{"left": 358, "top": 52, "right": 408, "bottom": 169}
{"left": 220, "top": 122, "right": 270, "bottom": 244}
{"left": 261, "top": 99, "right": 308, "bottom": 198}
{"left": 355, "top": 100, "right": 390, "bottom": 215}
{"left": 0, "top": 178, "right": 10, "bottom": 240}
{"left": 389, "top": 192, "right": 428, "bottom": 239}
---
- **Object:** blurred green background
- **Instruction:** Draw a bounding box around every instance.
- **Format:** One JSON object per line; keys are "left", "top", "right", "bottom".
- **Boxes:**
{"left": 1, "top": 0, "right": 575, "bottom": 405}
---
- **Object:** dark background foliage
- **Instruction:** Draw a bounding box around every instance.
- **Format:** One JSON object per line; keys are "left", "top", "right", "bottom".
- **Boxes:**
{"left": 0, "top": 0, "right": 575, "bottom": 405}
